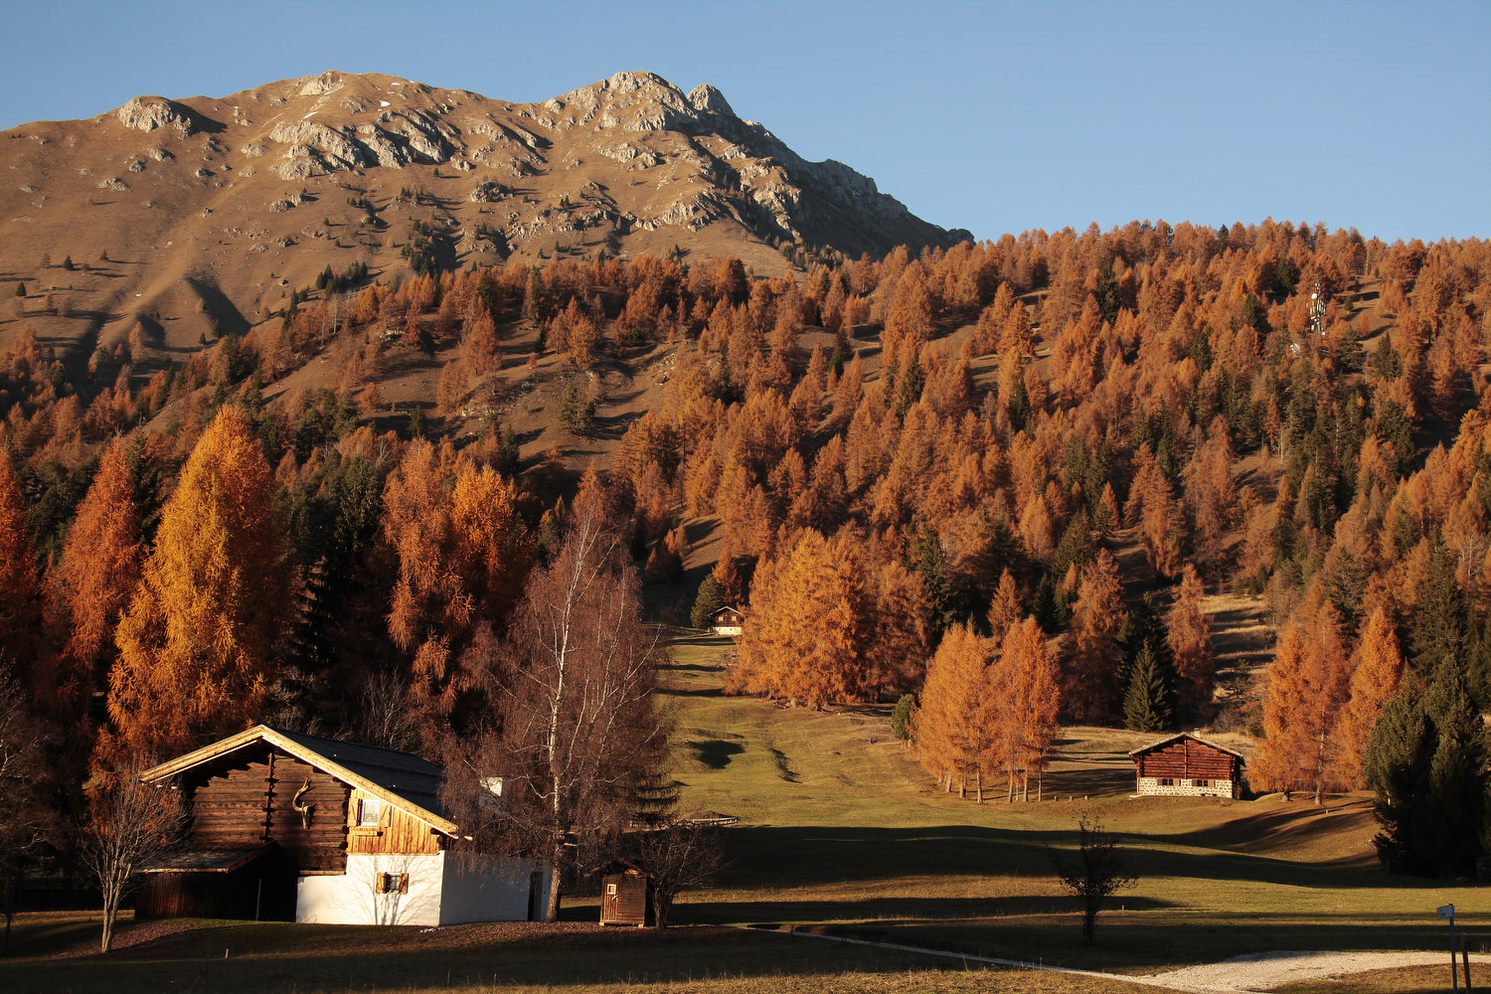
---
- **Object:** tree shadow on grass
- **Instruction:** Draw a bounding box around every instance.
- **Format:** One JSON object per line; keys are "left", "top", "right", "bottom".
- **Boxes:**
{"left": 713, "top": 824, "right": 1410, "bottom": 895}
{"left": 0, "top": 923, "right": 969, "bottom": 994}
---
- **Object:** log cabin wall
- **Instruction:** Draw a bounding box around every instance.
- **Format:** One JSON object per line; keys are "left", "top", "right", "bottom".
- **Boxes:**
{"left": 345, "top": 787, "right": 443, "bottom": 856}
{"left": 1136, "top": 739, "right": 1238, "bottom": 781}
{"left": 187, "top": 750, "right": 351, "bottom": 872}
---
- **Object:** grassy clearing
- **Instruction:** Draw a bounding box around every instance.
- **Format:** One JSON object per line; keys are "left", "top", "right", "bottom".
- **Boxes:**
{"left": 662, "top": 635, "right": 1489, "bottom": 974}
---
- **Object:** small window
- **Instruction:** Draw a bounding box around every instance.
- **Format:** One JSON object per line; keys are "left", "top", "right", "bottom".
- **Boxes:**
{"left": 606, "top": 883, "right": 617, "bottom": 896}
{"left": 375, "top": 872, "right": 409, "bottom": 894}
{"left": 1194, "top": 779, "right": 1210, "bottom": 788}
{"left": 1158, "top": 777, "right": 1174, "bottom": 787}
{"left": 357, "top": 797, "right": 384, "bottom": 827}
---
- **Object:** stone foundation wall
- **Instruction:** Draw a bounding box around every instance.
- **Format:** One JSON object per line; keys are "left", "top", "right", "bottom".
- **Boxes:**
{"left": 1137, "top": 776, "right": 1236, "bottom": 799}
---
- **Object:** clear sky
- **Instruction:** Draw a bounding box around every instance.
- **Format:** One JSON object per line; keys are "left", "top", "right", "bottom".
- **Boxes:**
{"left": 2, "top": 0, "right": 1487, "bottom": 242}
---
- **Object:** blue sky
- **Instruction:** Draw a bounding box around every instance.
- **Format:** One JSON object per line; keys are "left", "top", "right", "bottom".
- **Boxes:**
{"left": 2, "top": 0, "right": 1486, "bottom": 242}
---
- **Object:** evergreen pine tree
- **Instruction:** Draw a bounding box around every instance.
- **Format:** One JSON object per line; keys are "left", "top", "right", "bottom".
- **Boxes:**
{"left": 1424, "top": 665, "right": 1488, "bottom": 878}
{"left": 1366, "top": 663, "right": 1490, "bottom": 877}
{"left": 1123, "top": 640, "right": 1174, "bottom": 732}
{"left": 691, "top": 573, "right": 725, "bottom": 630}
{"left": 891, "top": 693, "right": 916, "bottom": 745}
{"left": 1412, "top": 536, "right": 1466, "bottom": 676}
{"left": 909, "top": 523, "right": 959, "bottom": 635}
{"left": 1365, "top": 686, "right": 1433, "bottom": 873}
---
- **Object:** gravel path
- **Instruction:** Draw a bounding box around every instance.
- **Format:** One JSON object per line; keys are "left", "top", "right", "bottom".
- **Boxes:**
{"left": 1141, "top": 949, "right": 1490, "bottom": 992}
{"left": 761, "top": 927, "right": 1489, "bottom": 993}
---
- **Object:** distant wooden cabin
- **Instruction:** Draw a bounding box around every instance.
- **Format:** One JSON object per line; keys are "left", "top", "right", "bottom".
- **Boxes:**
{"left": 138, "top": 725, "right": 551, "bottom": 926}
{"left": 1128, "top": 733, "right": 1244, "bottom": 799}
{"left": 710, "top": 605, "right": 745, "bottom": 636}
{"left": 597, "top": 860, "right": 653, "bottom": 927}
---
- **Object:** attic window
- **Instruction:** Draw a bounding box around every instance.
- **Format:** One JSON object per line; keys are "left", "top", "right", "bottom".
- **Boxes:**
{"left": 375, "top": 872, "right": 409, "bottom": 894}
{"left": 357, "top": 797, "right": 384, "bottom": 827}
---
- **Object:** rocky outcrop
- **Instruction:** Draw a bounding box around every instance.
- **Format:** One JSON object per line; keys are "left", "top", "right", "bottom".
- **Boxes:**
{"left": 116, "top": 96, "right": 213, "bottom": 136}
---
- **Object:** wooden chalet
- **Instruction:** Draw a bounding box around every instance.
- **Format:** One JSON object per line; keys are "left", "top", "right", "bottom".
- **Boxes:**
{"left": 138, "top": 725, "right": 551, "bottom": 926}
{"left": 1128, "top": 733, "right": 1245, "bottom": 799}
{"left": 709, "top": 605, "right": 745, "bottom": 636}
{"left": 596, "top": 859, "right": 653, "bottom": 927}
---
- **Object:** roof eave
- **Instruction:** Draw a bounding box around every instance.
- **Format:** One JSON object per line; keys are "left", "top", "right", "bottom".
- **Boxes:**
{"left": 139, "top": 724, "right": 460, "bottom": 836}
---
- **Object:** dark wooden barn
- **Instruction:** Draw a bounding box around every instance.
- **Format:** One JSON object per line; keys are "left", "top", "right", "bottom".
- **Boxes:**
{"left": 597, "top": 860, "right": 653, "bottom": 927}
{"left": 709, "top": 605, "right": 745, "bottom": 636}
{"left": 1128, "top": 733, "right": 1245, "bottom": 798}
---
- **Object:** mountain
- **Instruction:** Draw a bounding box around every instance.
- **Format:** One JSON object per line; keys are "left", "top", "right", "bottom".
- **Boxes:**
{"left": 0, "top": 70, "right": 965, "bottom": 358}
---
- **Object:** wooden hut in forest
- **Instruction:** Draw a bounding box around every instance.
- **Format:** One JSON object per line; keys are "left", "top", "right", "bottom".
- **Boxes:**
{"left": 709, "top": 605, "right": 746, "bottom": 636}
{"left": 597, "top": 859, "right": 653, "bottom": 926}
{"left": 138, "top": 725, "right": 551, "bottom": 926}
{"left": 1128, "top": 733, "right": 1245, "bottom": 799}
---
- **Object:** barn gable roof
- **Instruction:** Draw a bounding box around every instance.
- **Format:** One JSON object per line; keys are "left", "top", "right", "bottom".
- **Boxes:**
{"left": 139, "top": 724, "right": 457, "bottom": 835}
{"left": 1127, "top": 732, "right": 1245, "bottom": 763}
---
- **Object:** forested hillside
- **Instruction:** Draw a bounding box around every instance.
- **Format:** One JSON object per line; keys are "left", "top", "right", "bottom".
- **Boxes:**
{"left": 1, "top": 218, "right": 1488, "bottom": 875}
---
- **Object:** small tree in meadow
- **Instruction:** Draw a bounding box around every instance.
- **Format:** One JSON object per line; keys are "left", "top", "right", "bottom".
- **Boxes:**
{"left": 891, "top": 694, "right": 916, "bottom": 746}
{"left": 1052, "top": 816, "right": 1137, "bottom": 945}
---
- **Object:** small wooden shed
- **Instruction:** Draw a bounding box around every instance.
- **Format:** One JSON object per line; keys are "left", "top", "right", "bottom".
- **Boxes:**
{"left": 710, "top": 605, "right": 745, "bottom": 637}
{"left": 597, "top": 860, "right": 654, "bottom": 927}
{"left": 1128, "top": 733, "right": 1244, "bottom": 799}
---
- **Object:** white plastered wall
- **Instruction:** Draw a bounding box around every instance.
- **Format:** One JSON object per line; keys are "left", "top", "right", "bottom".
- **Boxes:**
{"left": 295, "top": 852, "right": 554, "bottom": 925}
{"left": 439, "top": 854, "right": 553, "bottom": 925}
{"left": 296, "top": 852, "right": 445, "bottom": 925}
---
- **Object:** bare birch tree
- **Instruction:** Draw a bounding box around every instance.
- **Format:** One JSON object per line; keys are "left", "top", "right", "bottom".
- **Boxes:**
{"left": 445, "top": 480, "right": 667, "bottom": 922}
{"left": 79, "top": 765, "right": 185, "bottom": 952}
{"left": 0, "top": 669, "right": 48, "bottom": 954}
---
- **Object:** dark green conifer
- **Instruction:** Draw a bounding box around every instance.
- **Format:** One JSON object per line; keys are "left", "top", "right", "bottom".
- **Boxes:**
{"left": 690, "top": 573, "right": 725, "bottom": 630}
{"left": 1123, "top": 640, "right": 1174, "bottom": 733}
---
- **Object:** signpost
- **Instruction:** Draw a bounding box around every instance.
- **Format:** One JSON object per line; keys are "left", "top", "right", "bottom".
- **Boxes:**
{"left": 1440, "top": 904, "right": 1459, "bottom": 992}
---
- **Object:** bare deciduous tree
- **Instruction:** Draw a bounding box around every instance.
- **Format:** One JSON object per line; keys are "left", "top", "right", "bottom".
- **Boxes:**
{"left": 79, "top": 765, "right": 186, "bottom": 952}
{"left": 0, "top": 669, "right": 49, "bottom": 955}
{"left": 1051, "top": 815, "right": 1137, "bottom": 945}
{"left": 629, "top": 816, "right": 726, "bottom": 929}
{"left": 445, "top": 480, "right": 667, "bottom": 922}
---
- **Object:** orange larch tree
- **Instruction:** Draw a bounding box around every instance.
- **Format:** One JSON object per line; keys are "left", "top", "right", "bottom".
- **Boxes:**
{"left": 1065, "top": 549, "right": 1128, "bottom": 723}
{"left": 994, "top": 615, "right": 1061, "bottom": 801}
{"left": 1166, "top": 565, "right": 1213, "bottom": 717}
{"left": 986, "top": 569, "right": 1023, "bottom": 642}
{"left": 100, "top": 406, "right": 291, "bottom": 766}
{"left": 1330, "top": 606, "right": 1404, "bottom": 789}
{"left": 1253, "top": 605, "right": 1354, "bottom": 803}
{"left": 42, "top": 437, "right": 144, "bottom": 720}
{"left": 385, "top": 440, "right": 533, "bottom": 732}
{"left": 916, "top": 622, "right": 994, "bottom": 798}
{"left": 0, "top": 445, "right": 41, "bottom": 672}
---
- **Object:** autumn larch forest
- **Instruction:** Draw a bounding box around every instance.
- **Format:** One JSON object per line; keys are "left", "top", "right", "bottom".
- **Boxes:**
{"left": 2, "top": 219, "right": 1490, "bottom": 910}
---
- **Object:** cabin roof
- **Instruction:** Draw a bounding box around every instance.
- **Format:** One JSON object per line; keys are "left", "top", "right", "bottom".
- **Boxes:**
{"left": 1127, "top": 732, "right": 1246, "bottom": 763}
{"left": 140, "top": 844, "right": 271, "bottom": 874}
{"left": 712, "top": 605, "right": 745, "bottom": 617}
{"left": 139, "top": 724, "right": 458, "bottom": 835}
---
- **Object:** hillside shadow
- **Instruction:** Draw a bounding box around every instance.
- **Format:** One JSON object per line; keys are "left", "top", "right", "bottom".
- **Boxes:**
{"left": 715, "top": 824, "right": 1399, "bottom": 894}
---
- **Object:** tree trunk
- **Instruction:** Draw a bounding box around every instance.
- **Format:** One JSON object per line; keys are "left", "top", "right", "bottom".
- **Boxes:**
{"left": 544, "top": 856, "right": 562, "bottom": 923}
{"left": 1022, "top": 771, "right": 1029, "bottom": 802}
{"left": 975, "top": 769, "right": 983, "bottom": 803}
{"left": 1006, "top": 771, "right": 1014, "bottom": 803}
